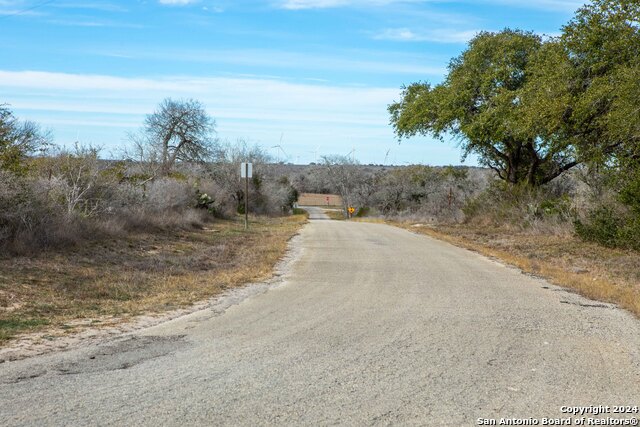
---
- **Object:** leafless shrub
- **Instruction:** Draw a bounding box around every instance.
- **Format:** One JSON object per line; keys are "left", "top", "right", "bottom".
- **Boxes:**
{"left": 145, "top": 178, "right": 193, "bottom": 211}
{"left": 365, "top": 166, "right": 486, "bottom": 223}
{"left": 254, "top": 179, "right": 298, "bottom": 216}
{"left": 201, "top": 139, "right": 297, "bottom": 217}
{"left": 0, "top": 171, "right": 84, "bottom": 254}
{"left": 34, "top": 144, "right": 119, "bottom": 219}
{"left": 1, "top": 155, "right": 209, "bottom": 254}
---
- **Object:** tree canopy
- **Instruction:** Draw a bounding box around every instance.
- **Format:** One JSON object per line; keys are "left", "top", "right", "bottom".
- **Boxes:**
{"left": 562, "top": 0, "right": 640, "bottom": 163}
{"left": 389, "top": 30, "right": 578, "bottom": 187}
{"left": 389, "top": 0, "right": 640, "bottom": 188}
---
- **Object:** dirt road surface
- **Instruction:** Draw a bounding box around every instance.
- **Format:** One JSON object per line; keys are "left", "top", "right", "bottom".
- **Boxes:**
{"left": 299, "top": 206, "right": 329, "bottom": 220}
{"left": 1, "top": 218, "right": 639, "bottom": 426}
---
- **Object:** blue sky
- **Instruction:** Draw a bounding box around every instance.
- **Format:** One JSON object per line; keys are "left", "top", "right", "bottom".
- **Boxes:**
{"left": 1, "top": 0, "right": 585, "bottom": 165}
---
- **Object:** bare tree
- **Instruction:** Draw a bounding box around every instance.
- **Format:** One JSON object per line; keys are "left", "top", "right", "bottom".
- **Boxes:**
{"left": 320, "top": 155, "right": 367, "bottom": 213}
{"left": 132, "top": 98, "right": 217, "bottom": 177}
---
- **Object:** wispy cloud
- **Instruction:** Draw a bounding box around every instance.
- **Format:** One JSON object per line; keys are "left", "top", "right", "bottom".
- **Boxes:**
{"left": 202, "top": 5, "right": 224, "bottom": 13}
{"left": 373, "top": 27, "right": 479, "bottom": 43}
{"left": 1, "top": 70, "right": 397, "bottom": 120}
{"left": 277, "top": 0, "right": 419, "bottom": 10}
{"left": 92, "top": 47, "right": 446, "bottom": 76}
{"left": 0, "top": 8, "right": 44, "bottom": 17}
{"left": 276, "top": 0, "right": 584, "bottom": 12}
{"left": 46, "top": 18, "right": 145, "bottom": 28}
{"left": 158, "top": 0, "right": 199, "bottom": 5}
{"left": 0, "top": 0, "right": 51, "bottom": 17}
{"left": 488, "top": 0, "right": 584, "bottom": 12}
{"left": 1, "top": 70, "right": 406, "bottom": 160}
{"left": 279, "top": 0, "right": 347, "bottom": 9}
{"left": 49, "top": 2, "right": 129, "bottom": 13}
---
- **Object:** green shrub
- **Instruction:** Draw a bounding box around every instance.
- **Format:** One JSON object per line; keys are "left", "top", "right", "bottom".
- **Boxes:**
{"left": 195, "top": 191, "right": 216, "bottom": 215}
{"left": 292, "top": 208, "right": 307, "bottom": 216}
{"left": 463, "top": 181, "right": 574, "bottom": 230}
{"left": 618, "top": 169, "right": 640, "bottom": 215}
{"left": 574, "top": 207, "right": 622, "bottom": 247}
{"left": 575, "top": 207, "right": 640, "bottom": 250}
{"left": 574, "top": 165, "right": 640, "bottom": 250}
{"left": 355, "top": 206, "right": 370, "bottom": 217}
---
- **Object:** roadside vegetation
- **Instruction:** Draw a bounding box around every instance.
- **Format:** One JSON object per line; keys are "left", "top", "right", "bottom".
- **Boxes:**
{"left": 0, "top": 100, "right": 299, "bottom": 256}
{"left": 0, "top": 99, "right": 303, "bottom": 343}
{"left": 0, "top": 215, "right": 305, "bottom": 344}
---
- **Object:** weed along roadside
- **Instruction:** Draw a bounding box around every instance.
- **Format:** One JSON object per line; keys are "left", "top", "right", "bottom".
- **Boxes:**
{"left": 0, "top": 214, "right": 307, "bottom": 351}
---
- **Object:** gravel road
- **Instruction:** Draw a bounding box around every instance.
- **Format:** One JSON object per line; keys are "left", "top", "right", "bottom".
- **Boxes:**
{"left": 1, "top": 218, "right": 639, "bottom": 426}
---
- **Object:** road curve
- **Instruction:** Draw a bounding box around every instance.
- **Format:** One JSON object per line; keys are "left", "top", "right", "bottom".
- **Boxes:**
{"left": 298, "top": 205, "right": 330, "bottom": 220}
{"left": 1, "top": 220, "right": 639, "bottom": 426}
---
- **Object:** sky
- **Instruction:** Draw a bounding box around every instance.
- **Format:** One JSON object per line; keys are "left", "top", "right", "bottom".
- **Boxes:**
{"left": 1, "top": 0, "right": 586, "bottom": 165}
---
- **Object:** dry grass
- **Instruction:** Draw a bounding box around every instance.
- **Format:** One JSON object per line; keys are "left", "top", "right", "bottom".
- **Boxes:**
{"left": 0, "top": 214, "right": 307, "bottom": 344}
{"left": 324, "top": 209, "right": 346, "bottom": 220}
{"left": 387, "top": 221, "right": 640, "bottom": 318}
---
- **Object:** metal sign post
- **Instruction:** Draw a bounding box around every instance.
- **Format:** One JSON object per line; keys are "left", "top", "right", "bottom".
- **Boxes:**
{"left": 240, "top": 162, "right": 253, "bottom": 230}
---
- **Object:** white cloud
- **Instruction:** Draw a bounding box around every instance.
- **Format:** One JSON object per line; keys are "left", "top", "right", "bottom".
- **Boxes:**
{"left": 373, "top": 27, "right": 479, "bottom": 43}
{"left": 278, "top": 0, "right": 423, "bottom": 9}
{"left": 158, "top": 0, "right": 199, "bottom": 5}
{"left": 279, "top": 0, "right": 348, "bottom": 9}
{"left": 492, "top": 0, "right": 584, "bottom": 12}
{"left": 92, "top": 47, "right": 446, "bottom": 76}
{"left": 46, "top": 18, "right": 145, "bottom": 28}
{"left": 277, "top": 0, "right": 585, "bottom": 12}
{"left": 0, "top": 9, "right": 44, "bottom": 16}
{"left": 0, "top": 70, "right": 405, "bottom": 161}
{"left": 50, "top": 2, "right": 129, "bottom": 12}
{"left": 0, "top": 70, "right": 398, "bottom": 121}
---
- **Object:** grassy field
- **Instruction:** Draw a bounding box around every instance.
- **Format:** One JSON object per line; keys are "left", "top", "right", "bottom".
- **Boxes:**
{"left": 389, "top": 221, "right": 640, "bottom": 318}
{"left": 0, "top": 214, "right": 308, "bottom": 344}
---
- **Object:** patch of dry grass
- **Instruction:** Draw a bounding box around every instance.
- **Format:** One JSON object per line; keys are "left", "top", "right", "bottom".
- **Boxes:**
{"left": 388, "top": 221, "right": 640, "bottom": 318}
{"left": 324, "top": 209, "right": 346, "bottom": 220}
{"left": 0, "top": 214, "right": 307, "bottom": 344}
